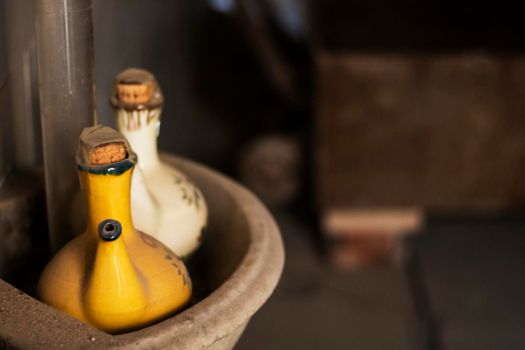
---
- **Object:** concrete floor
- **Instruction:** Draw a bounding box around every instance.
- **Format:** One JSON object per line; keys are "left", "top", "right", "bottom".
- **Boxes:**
{"left": 236, "top": 213, "right": 525, "bottom": 350}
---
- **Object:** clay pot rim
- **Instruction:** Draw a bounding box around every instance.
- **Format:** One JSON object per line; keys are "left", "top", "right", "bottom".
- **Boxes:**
{"left": 116, "top": 154, "right": 285, "bottom": 348}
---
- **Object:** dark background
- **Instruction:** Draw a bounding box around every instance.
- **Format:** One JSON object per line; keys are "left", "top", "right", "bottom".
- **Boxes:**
{"left": 2, "top": 1, "right": 525, "bottom": 349}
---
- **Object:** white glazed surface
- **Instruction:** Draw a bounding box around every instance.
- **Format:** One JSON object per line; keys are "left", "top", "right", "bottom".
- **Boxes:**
{"left": 117, "top": 109, "right": 208, "bottom": 257}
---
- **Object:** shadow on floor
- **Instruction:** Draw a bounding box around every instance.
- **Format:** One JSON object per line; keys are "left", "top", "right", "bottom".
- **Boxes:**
{"left": 236, "top": 213, "right": 525, "bottom": 350}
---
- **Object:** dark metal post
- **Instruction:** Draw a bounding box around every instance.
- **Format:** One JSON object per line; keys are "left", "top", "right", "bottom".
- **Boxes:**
{"left": 5, "top": 0, "right": 42, "bottom": 170}
{"left": 0, "top": 0, "right": 12, "bottom": 188}
{"left": 34, "top": 0, "right": 95, "bottom": 251}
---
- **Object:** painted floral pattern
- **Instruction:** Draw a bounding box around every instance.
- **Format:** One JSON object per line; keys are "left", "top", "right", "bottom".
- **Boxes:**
{"left": 173, "top": 174, "right": 203, "bottom": 211}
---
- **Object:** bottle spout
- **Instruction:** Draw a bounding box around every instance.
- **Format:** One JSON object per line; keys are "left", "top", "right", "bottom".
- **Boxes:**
{"left": 98, "top": 219, "right": 122, "bottom": 241}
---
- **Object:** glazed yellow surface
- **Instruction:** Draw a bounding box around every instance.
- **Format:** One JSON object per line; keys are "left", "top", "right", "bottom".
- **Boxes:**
{"left": 38, "top": 167, "right": 192, "bottom": 333}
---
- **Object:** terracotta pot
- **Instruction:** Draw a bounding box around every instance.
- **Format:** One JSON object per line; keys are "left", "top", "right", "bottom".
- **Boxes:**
{"left": 0, "top": 154, "right": 285, "bottom": 349}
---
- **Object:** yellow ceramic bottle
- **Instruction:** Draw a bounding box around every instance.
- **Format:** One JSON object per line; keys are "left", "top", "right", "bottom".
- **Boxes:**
{"left": 38, "top": 125, "right": 192, "bottom": 334}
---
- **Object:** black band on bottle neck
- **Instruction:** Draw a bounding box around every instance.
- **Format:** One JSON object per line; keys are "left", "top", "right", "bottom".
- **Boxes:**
{"left": 77, "top": 158, "right": 135, "bottom": 175}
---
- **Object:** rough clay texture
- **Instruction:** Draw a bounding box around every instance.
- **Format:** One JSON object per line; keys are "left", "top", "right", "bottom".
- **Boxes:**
{"left": 0, "top": 155, "right": 284, "bottom": 350}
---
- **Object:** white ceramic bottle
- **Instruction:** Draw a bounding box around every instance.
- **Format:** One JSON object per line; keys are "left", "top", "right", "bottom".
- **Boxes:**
{"left": 111, "top": 68, "right": 207, "bottom": 258}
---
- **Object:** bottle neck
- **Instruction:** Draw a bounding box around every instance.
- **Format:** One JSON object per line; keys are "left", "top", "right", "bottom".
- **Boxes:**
{"left": 115, "top": 108, "right": 162, "bottom": 170}
{"left": 80, "top": 165, "right": 147, "bottom": 330}
{"left": 80, "top": 167, "right": 135, "bottom": 240}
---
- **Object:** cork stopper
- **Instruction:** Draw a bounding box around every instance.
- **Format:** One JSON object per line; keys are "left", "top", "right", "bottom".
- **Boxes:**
{"left": 76, "top": 125, "right": 137, "bottom": 170}
{"left": 88, "top": 142, "right": 127, "bottom": 165}
{"left": 116, "top": 82, "right": 154, "bottom": 105}
{"left": 111, "top": 68, "right": 163, "bottom": 110}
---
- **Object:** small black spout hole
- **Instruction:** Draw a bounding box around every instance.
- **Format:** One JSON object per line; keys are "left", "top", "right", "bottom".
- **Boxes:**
{"left": 98, "top": 219, "right": 122, "bottom": 241}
